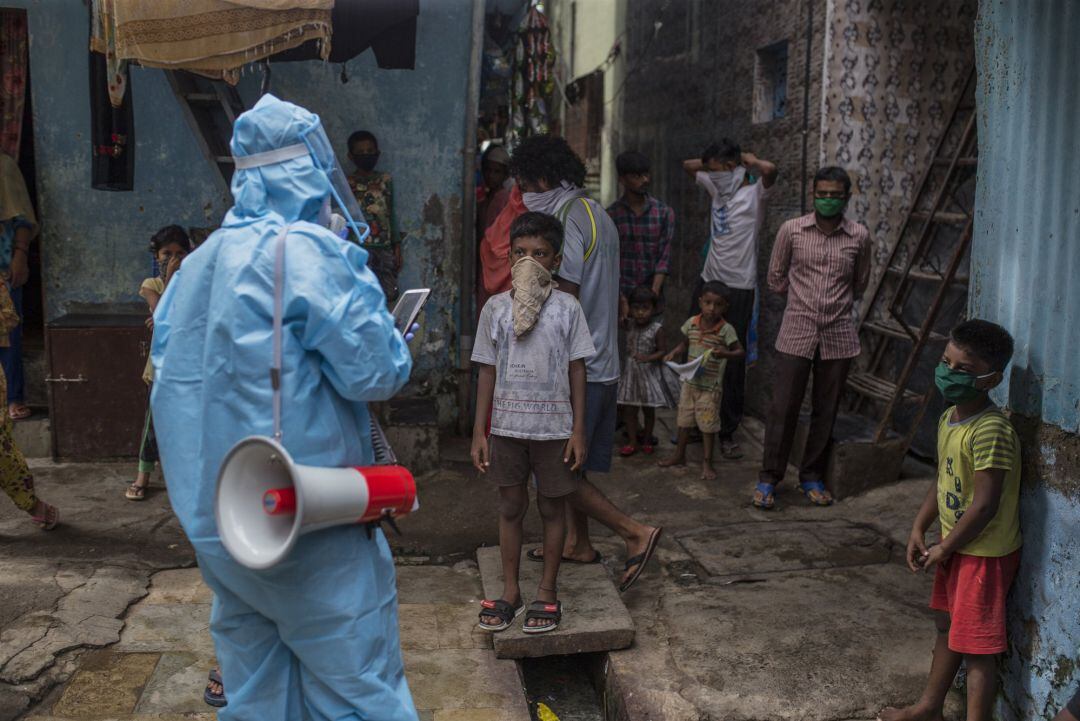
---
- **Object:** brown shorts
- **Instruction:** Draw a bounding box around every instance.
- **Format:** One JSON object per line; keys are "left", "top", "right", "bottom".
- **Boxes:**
{"left": 677, "top": 384, "right": 723, "bottom": 433}
{"left": 487, "top": 435, "right": 580, "bottom": 498}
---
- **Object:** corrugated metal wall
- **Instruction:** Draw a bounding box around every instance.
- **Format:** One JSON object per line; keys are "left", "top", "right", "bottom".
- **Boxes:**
{"left": 972, "top": 0, "right": 1080, "bottom": 432}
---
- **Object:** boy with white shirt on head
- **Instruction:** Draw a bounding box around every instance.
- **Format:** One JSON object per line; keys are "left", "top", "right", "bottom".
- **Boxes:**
{"left": 682, "top": 140, "right": 777, "bottom": 460}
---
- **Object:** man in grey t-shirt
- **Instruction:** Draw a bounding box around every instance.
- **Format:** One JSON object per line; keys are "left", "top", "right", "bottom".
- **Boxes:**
{"left": 510, "top": 135, "right": 662, "bottom": 592}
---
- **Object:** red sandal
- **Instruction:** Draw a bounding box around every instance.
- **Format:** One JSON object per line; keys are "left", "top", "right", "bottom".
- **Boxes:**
{"left": 31, "top": 501, "right": 59, "bottom": 530}
{"left": 619, "top": 444, "right": 638, "bottom": 457}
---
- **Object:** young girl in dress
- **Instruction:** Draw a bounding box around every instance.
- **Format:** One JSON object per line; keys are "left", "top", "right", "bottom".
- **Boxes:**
{"left": 618, "top": 287, "right": 676, "bottom": 456}
{"left": 126, "top": 225, "right": 191, "bottom": 500}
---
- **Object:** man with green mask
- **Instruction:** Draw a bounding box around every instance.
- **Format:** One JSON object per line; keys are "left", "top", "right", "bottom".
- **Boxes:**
{"left": 754, "top": 166, "right": 871, "bottom": 510}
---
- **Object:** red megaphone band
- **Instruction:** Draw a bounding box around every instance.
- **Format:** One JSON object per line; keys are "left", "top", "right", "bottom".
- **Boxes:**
{"left": 262, "top": 465, "right": 416, "bottom": 523}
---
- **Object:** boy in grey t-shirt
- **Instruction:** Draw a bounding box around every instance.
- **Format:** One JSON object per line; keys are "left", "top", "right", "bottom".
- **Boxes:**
{"left": 471, "top": 212, "right": 594, "bottom": 635}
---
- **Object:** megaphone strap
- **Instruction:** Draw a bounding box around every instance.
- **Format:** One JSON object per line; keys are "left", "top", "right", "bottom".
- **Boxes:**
{"left": 272, "top": 224, "right": 289, "bottom": 441}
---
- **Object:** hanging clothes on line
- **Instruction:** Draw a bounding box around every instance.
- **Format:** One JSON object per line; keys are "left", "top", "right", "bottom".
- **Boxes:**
{"left": 101, "top": 0, "right": 332, "bottom": 83}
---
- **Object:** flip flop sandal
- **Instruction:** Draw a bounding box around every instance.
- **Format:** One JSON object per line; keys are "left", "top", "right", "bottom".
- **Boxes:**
{"left": 9, "top": 404, "right": 31, "bottom": 421}
{"left": 752, "top": 482, "right": 776, "bottom": 510}
{"left": 477, "top": 598, "right": 524, "bottom": 632}
{"left": 641, "top": 445, "right": 655, "bottom": 455}
{"left": 31, "top": 503, "right": 59, "bottom": 530}
{"left": 618, "top": 445, "right": 638, "bottom": 457}
{"left": 799, "top": 480, "right": 834, "bottom": 507}
{"left": 525, "top": 548, "right": 603, "bottom": 564}
{"left": 522, "top": 600, "right": 562, "bottom": 634}
{"left": 204, "top": 668, "right": 227, "bottom": 708}
{"left": 619, "top": 527, "right": 663, "bottom": 593}
{"left": 125, "top": 483, "right": 147, "bottom": 501}
{"left": 720, "top": 441, "right": 745, "bottom": 460}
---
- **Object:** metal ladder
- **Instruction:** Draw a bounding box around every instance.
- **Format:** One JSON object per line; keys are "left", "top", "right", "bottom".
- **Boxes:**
{"left": 846, "top": 66, "right": 978, "bottom": 445}
{"left": 165, "top": 70, "right": 247, "bottom": 195}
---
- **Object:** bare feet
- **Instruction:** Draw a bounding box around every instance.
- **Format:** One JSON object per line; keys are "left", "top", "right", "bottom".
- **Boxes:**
{"left": 657, "top": 456, "right": 685, "bottom": 468}
{"left": 877, "top": 705, "right": 944, "bottom": 721}
{"left": 701, "top": 463, "right": 717, "bottom": 481}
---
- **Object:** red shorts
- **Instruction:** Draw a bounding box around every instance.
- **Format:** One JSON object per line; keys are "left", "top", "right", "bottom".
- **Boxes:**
{"left": 930, "top": 549, "right": 1021, "bottom": 654}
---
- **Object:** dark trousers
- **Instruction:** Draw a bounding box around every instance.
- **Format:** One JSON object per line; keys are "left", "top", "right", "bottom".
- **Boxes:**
{"left": 759, "top": 350, "right": 852, "bottom": 486}
{"left": 0, "top": 286, "right": 24, "bottom": 404}
{"left": 688, "top": 278, "right": 755, "bottom": 441}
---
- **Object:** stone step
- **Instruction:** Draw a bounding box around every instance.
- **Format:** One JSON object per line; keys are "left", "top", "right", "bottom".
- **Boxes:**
{"left": 477, "top": 545, "right": 634, "bottom": 659}
{"left": 13, "top": 414, "right": 50, "bottom": 458}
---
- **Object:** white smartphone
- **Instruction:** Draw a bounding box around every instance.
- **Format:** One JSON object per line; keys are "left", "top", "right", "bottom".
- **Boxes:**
{"left": 392, "top": 288, "right": 431, "bottom": 334}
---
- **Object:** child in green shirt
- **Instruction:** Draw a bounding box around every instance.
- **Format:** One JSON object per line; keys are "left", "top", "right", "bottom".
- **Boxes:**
{"left": 880, "top": 319, "right": 1021, "bottom": 721}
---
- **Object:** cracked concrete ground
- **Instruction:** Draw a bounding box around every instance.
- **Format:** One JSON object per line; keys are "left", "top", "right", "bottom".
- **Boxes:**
{"left": 399, "top": 414, "right": 960, "bottom": 721}
{"left": 0, "top": 462, "right": 193, "bottom": 719}
{"left": 5, "top": 413, "right": 958, "bottom": 721}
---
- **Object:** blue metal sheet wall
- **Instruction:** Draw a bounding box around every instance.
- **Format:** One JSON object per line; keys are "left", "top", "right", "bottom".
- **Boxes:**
{"left": 975, "top": 4, "right": 1080, "bottom": 718}
{"left": 973, "top": 0, "right": 1080, "bottom": 432}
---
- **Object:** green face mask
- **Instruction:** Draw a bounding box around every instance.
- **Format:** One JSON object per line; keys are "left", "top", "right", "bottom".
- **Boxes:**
{"left": 814, "top": 197, "right": 846, "bottom": 218}
{"left": 934, "top": 362, "right": 994, "bottom": 404}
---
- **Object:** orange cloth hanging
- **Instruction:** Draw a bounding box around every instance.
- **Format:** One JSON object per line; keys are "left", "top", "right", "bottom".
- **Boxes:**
{"left": 478, "top": 183, "right": 526, "bottom": 309}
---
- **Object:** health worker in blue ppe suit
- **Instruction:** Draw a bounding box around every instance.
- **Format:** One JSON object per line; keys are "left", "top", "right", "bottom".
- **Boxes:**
{"left": 150, "top": 94, "right": 418, "bottom": 721}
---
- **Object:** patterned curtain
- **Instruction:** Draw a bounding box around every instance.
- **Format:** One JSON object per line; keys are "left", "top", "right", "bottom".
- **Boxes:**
{"left": 0, "top": 11, "right": 28, "bottom": 160}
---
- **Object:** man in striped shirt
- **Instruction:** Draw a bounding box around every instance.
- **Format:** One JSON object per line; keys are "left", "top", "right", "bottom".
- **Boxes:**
{"left": 754, "top": 166, "right": 871, "bottom": 510}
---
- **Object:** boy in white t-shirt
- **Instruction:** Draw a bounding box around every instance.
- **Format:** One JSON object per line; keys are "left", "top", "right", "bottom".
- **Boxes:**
{"left": 471, "top": 212, "right": 594, "bottom": 635}
{"left": 681, "top": 139, "right": 776, "bottom": 460}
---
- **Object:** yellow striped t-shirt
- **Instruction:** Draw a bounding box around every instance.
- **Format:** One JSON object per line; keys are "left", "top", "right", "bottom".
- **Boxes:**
{"left": 936, "top": 406, "right": 1022, "bottom": 557}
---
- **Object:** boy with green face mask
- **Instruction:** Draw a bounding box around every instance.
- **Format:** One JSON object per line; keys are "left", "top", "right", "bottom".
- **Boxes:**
{"left": 880, "top": 319, "right": 1021, "bottom": 721}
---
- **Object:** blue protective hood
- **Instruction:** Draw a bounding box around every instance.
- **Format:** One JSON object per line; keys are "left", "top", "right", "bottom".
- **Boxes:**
{"left": 225, "top": 94, "right": 333, "bottom": 227}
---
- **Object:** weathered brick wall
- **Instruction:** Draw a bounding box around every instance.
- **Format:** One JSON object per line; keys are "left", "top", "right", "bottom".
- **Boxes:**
{"left": 616, "top": 0, "right": 828, "bottom": 418}
{"left": 613, "top": 0, "right": 975, "bottom": 426}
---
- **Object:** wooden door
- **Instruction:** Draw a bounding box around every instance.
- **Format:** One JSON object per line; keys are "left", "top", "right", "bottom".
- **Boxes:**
{"left": 47, "top": 315, "right": 150, "bottom": 460}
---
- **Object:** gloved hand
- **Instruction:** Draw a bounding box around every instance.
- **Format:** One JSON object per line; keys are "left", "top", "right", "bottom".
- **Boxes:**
{"left": 403, "top": 322, "right": 420, "bottom": 343}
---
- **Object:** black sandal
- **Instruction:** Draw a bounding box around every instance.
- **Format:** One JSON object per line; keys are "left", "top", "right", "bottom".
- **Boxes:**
{"left": 477, "top": 598, "right": 524, "bottom": 632}
{"left": 204, "top": 668, "right": 227, "bottom": 708}
{"left": 619, "top": 527, "right": 663, "bottom": 593}
{"left": 522, "top": 600, "right": 562, "bottom": 634}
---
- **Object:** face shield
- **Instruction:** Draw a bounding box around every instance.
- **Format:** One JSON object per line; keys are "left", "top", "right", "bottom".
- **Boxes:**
{"left": 232, "top": 118, "right": 370, "bottom": 245}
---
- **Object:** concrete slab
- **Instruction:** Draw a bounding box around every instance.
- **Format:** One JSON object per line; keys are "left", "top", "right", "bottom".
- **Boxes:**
{"left": 477, "top": 546, "right": 634, "bottom": 659}
{"left": 396, "top": 563, "right": 484, "bottom": 604}
{"left": 134, "top": 651, "right": 218, "bottom": 714}
{"left": 113, "top": 603, "right": 214, "bottom": 656}
{"left": 403, "top": 648, "right": 529, "bottom": 719}
{"left": 141, "top": 569, "right": 212, "bottom": 605}
{"left": 610, "top": 562, "right": 942, "bottom": 721}
{"left": 0, "top": 566, "right": 146, "bottom": 684}
{"left": 676, "top": 519, "right": 894, "bottom": 578}
{"left": 50, "top": 651, "right": 159, "bottom": 717}
{"left": 12, "top": 416, "right": 51, "bottom": 459}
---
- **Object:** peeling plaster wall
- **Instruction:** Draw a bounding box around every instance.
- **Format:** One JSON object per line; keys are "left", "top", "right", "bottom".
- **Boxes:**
{"left": 234, "top": 0, "right": 474, "bottom": 417}
{"left": 18, "top": 1, "right": 231, "bottom": 321}
{"left": 973, "top": 2, "right": 1080, "bottom": 718}
{"left": 819, "top": 0, "right": 975, "bottom": 288}
{"left": 20, "top": 0, "right": 472, "bottom": 419}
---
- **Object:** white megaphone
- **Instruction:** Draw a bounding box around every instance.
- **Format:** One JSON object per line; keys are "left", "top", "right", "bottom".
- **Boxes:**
{"left": 215, "top": 436, "right": 417, "bottom": 570}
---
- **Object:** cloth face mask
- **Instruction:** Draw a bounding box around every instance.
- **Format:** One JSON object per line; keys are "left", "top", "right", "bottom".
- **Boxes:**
{"left": 705, "top": 167, "right": 746, "bottom": 207}
{"left": 814, "top": 197, "right": 846, "bottom": 218}
{"left": 521, "top": 181, "right": 579, "bottom": 215}
{"left": 935, "top": 362, "right": 995, "bottom": 404}
{"left": 510, "top": 256, "right": 554, "bottom": 337}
